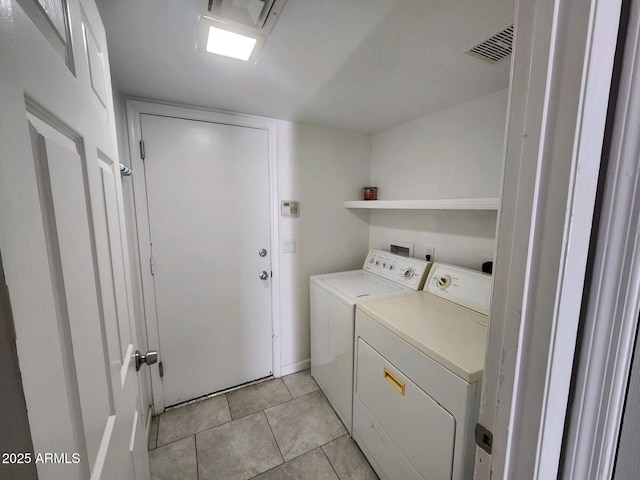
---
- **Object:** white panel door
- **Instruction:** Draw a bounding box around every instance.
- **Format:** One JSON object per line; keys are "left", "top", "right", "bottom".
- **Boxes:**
{"left": 141, "top": 114, "right": 273, "bottom": 407}
{"left": 0, "top": 0, "right": 148, "bottom": 479}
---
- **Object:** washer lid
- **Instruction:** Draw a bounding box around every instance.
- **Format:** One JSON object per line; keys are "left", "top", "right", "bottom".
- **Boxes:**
{"left": 357, "top": 292, "right": 488, "bottom": 383}
{"left": 311, "top": 270, "right": 407, "bottom": 305}
{"left": 324, "top": 272, "right": 407, "bottom": 299}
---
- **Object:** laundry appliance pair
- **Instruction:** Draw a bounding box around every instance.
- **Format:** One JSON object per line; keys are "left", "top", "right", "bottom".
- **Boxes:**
{"left": 310, "top": 250, "right": 491, "bottom": 480}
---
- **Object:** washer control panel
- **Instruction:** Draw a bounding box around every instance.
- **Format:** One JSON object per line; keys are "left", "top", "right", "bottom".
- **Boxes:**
{"left": 363, "top": 249, "right": 431, "bottom": 290}
{"left": 426, "top": 263, "right": 493, "bottom": 320}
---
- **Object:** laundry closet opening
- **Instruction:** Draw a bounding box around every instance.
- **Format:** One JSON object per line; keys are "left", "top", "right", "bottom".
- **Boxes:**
{"left": 104, "top": 0, "right": 515, "bottom": 456}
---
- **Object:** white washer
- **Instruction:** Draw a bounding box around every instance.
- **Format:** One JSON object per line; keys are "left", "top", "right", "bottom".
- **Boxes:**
{"left": 353, "top": 263, "right": 492, "bottom": 480}
{"left": 310, "top": 250, "right": 431, "bottom": 432}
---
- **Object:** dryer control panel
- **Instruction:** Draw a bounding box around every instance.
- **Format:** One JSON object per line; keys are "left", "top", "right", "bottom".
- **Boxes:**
{"left": 426, "top": 263, "right": 492, "bottom": 321}
{"left": 363, "top": 250, "right": 431, "bottom": 290}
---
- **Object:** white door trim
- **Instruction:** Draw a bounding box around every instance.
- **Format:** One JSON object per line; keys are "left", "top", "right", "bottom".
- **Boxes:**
{"left": 476, "top": 0, "right": 623, "bottom": 478}
{"left": 125, "top": 99, "right": 280, "bottom": 413}
{"left": 562, "top": 1, "right": 640, "bottom": 477}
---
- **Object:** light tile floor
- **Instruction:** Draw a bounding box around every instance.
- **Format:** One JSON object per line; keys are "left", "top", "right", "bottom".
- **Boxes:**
{"left": 148, "top": 369, "right": 378, "bottom": 480}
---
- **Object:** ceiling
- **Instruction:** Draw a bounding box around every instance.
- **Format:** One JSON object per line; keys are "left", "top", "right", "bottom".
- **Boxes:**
{"left": 96, "top": 0, "right": 514, "bottom": 134}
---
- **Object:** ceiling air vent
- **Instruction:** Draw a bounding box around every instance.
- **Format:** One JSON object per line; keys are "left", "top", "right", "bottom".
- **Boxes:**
{"left": 465, "top": 25, "right": 514, "bottom": 64}
{"left": 201, "top": 0, "right": 287, "bottom": 35}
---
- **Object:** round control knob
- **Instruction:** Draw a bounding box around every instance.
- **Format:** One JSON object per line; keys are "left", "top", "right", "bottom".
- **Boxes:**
{"left": 437, "top": 275, "right": 452, "bottom": 290}
{"left": 382, "top": 262, "right": 387, "bottom": 268}
{"left": 389, "top": 265, "right": 394, "bottom": 270}
{"left": 369, "top": 257, "right": 375, "bottom": 263}
{"left": 403, "top": 268, "right": 414, "bottom": 279}
{"left": 375, "top": 261, "right": 380, "bottom": 265}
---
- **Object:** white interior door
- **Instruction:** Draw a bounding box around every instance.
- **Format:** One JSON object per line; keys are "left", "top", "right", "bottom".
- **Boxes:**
{"left": 0, "top": 0, "right": 148, "bottom": 479}
{"left": 141, "top": 114, "right": 273, "bottom": 407}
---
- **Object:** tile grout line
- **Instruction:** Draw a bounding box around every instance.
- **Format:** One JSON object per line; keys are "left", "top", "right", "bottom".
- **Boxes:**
{"left": 322, "top": 435, "right": 379, "bottom": 480}
{"left": 258, "top": 390, "right": 348, "bottom": 465}
{"left": 238, "top": 394, "right": 292, "bottom": 416}
{"left": 320, "top": 445, "right": 342, "bottom": 480}
{"left": 193, "top": 434, "right": 200, "bottom": 480}
{"left": 280, "top": 370, "right": 320, "bottom": 399}
{"left": 280, "top": 432, "right": 350, "bottom": 465}
{"left": 155, "top": 395, "right": 234, "bottom": 449}
{"left": 229, "top": 389, "right": 293, "bottom": 421}
{"left": 149, "top": 416, "right": 159, "bottom": 451}
{"left": 154, "top": 416, "right": 159, "bottom": 449}
{"left": 246, "top": 458, "right": 281, "bottom": 480}
{"left": 281, "top": 375, "right": 294, "bottom": 398}
{"left": 262, "top": 409, "right": 286, "bottom": 465}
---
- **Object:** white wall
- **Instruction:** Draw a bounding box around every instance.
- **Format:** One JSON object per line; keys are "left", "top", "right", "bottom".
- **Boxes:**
{"left": 368, "top": 89, "right": 508, "bottom": 269}
{"left": 277, "top": 122, "right": 371, "bottom": 373}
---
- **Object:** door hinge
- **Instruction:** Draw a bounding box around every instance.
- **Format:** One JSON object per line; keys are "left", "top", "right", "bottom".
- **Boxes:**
{"left": 150, "top": 256, "right": 155, "bottom": 276}
{"left": 158, "top": 361, "right": 164, "bottom": 378}
{"left": 139, "top": 139, "right": 145, "bottom": 160}
{"left": 475, "top": 423, "right": 493, "bottom": 455}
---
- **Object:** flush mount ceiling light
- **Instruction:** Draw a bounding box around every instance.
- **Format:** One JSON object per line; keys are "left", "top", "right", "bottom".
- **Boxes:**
{"left": 206, "top": 25, "right": 257, "bottom": 61}
{"left": 197, "top": 17, "right": 266, "bottom": 62}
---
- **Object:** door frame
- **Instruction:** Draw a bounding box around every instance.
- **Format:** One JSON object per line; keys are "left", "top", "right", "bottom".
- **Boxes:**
{"left": 475, "top": 0, "right": 623, "bottom": 478}
{"left": 562, "top": 0, "right": 640, "bottom": 477}
{"left": 125, "top": 99, "right": 281, "bottom": 412}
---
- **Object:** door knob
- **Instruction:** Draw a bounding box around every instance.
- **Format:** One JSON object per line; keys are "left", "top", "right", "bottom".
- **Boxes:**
{"left": 259, "top": 271, "right": 269, "bottom": 280}
{"left": 135, "top": 350, "right": 158, "bottom": 371}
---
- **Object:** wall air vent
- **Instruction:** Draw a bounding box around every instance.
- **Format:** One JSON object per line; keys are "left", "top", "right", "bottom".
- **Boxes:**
{"left": 201, "top": 0, "right": 287, "bottom": 35}
{"left": 465, "top": 25, "right": 514, "bottom": 64}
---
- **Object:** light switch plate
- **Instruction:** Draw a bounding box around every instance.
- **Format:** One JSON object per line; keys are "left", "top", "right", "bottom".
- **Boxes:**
{"left": 282, "top": 239, "right": 296, "bottom": 253}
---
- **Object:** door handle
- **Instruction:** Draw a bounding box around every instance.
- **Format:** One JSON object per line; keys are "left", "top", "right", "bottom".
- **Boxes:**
{"left": 135, "top": 350, "right": 158, "bottom": 371}
{"left": 259, "top": 271, "right": 269, "bottom": 280}
{"left": 383, "top": 367, "right": 405, "bottom": 396}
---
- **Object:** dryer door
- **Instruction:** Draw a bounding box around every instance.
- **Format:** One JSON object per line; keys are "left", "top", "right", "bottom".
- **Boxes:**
{"left": 355, "top": 338, "right": 455, "bottom": 480}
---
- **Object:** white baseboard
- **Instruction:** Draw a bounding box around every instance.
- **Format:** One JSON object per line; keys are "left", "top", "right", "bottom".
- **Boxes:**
{"left": 279, "top": 359, "right": 310, "bottom": 377}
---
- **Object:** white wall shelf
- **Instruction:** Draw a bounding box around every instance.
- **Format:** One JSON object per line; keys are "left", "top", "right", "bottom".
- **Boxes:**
{"left": 344, "top": 197, "right": 500, "bottom": 211}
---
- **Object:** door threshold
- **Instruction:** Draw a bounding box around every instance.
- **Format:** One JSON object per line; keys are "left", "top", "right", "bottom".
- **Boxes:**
{"left": 164, "top": 374, "right": 274, "bottom": 411}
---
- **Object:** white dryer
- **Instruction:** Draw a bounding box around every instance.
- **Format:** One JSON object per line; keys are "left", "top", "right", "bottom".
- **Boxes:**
{"left": 310, "top": 250, "right": 431, "bottom": 433}
{"left": 353, "top": 263, "right": 492, "bottom": 480}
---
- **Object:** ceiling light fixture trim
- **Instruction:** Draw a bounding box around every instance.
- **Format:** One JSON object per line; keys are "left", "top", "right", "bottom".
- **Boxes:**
{"left": 199, "top": 0, "right": 288, "bottom": 35}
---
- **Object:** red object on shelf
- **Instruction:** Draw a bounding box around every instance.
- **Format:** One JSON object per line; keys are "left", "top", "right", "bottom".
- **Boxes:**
{"left": 363, "top": 187, "right": 378, "bottom": 200}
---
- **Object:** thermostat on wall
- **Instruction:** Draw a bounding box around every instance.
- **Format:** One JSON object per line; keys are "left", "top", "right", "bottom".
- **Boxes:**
{"left": 281, "top": 200, "right": 299, "bottom": 216}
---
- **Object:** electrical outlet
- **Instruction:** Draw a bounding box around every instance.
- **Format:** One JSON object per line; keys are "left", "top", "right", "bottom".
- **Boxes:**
{"left": 425, "top": 246, "right": 435, "bottom": 262}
